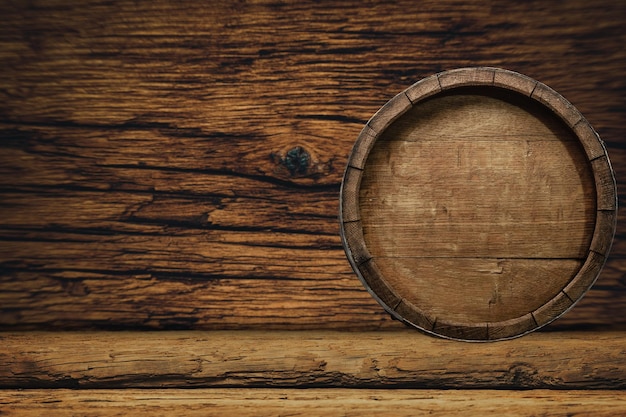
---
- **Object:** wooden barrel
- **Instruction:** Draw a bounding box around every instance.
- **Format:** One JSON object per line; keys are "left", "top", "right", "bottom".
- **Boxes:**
{"left": 340, "top": 67, "right": 617, "bottom": 341}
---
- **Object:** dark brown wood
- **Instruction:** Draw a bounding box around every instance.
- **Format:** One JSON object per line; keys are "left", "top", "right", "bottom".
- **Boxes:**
{"left": 0, "top": 3, "right": 625, "bottom": 415}
{"left": 1, "top": 330, "right": 625, "bottom": 389}
{"left": 0, "top": 0, "right": 624, "bottom": 332}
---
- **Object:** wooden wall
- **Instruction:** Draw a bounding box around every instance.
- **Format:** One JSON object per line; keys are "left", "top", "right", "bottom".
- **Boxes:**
{"left": 1, "top": 0, "right": 624, "bottom": 333}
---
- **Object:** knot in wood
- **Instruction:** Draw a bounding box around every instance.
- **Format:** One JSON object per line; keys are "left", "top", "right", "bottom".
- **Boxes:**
{"left": 282, "top": 146, "right": 310, "bottom": 176}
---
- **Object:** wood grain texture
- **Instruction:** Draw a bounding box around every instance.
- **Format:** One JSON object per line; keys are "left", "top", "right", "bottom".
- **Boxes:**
{"left": 1, "top": 331, "right": 625, "bottom": 389}
{"left": 0, "top": 0, "right": 625, "bottom": 330}
{"left": 2, "top": 389, "right": 626, "bottom": 417}
{"left": 344, "top": 74, "right": 614, "bottom": 340}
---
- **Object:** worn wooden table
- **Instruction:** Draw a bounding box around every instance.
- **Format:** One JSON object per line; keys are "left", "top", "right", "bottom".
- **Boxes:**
{"left": 1, "top": 0, "right": 625, "bottom": 414}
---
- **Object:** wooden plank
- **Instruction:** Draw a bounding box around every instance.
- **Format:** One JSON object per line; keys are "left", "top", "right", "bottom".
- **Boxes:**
{"left": 1, "top": 389, "right": 625, "bottom": 416}
{"left": 0, "top": 0, "right": 625, "bottom": 331}
{"left": 359, "top": 94, "right": 595, "bottom": 259}
{"left": 0, "top": 272, "right": 388, "bottom": 330}
{"left": 377, "top": 258, "right": 583, "bottom": 323}
{"left": 1, "top": 331, "right": 625, "bottom": 389}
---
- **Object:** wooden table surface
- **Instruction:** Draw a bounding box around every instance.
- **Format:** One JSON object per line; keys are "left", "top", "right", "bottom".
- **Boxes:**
{"left": 0, "top": 0, "right": 625, "bottom": 415}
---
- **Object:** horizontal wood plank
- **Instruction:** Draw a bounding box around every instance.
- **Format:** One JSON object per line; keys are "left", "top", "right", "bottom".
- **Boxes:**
{"left": 0, "top": 0, "right": 625, "bottom": 330}
{"left": 1, "top": 389, "right": 625, "bottom": 417}
{"left": 1, "top": 331, "right": 625, "bottom": 389}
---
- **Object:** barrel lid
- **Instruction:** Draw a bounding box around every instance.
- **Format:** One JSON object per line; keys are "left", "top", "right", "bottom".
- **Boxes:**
{"left": 340, "top": 67, "right": 617, "bottom": 341}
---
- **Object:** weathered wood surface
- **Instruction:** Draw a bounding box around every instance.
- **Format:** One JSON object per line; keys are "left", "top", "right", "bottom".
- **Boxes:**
{"left": 1, "top": 331, "right": 625, "bottom": 389}
{"left": 342, "top": 71, "right": 617, "bottom": 341}
{"left": 0, "top": 0, "right": 625, "bottom": 330}
{"left": 2, "top": 389, "right": 626, "bottom": 417}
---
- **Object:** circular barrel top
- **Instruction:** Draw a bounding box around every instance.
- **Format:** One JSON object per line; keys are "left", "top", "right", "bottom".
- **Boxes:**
{"left": 340, "top": 67, "right": 617, "bottom": 341}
